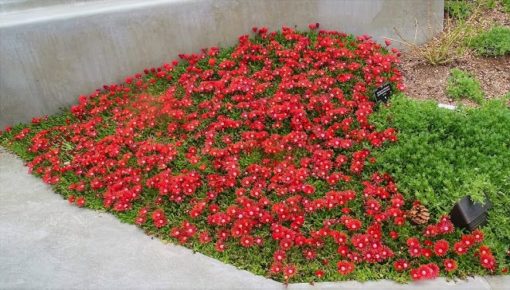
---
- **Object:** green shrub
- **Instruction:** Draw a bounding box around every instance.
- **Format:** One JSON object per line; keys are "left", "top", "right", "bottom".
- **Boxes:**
{"left": 445, "top": 0, "right": 474, "bottom": 19}
{"left": 480, "top": 0, "right": 497, "bottom": 9}
{"left": 502, "top": 0, "right": 510, "bottom": 12}
{"left": 371, "top": 95, "right": 510, "bottom": 271}
{"left": 469, "top": 26, "right": 510, "bottom": 56}
{"left": 446, "top": 68, "right": 484, "bottom": 103}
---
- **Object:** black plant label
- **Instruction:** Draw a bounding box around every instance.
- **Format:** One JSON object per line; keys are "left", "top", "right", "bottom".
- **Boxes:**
{"left": 374, "top": 83, "right": 392, "bottom": 103}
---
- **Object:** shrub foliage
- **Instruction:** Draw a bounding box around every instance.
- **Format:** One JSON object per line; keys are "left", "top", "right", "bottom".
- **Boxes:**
{"left": 469, "top": 26, "right": 510, "bottom": 56}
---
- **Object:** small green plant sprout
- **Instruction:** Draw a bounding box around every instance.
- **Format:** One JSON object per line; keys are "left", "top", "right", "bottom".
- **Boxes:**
{"left": 446, "top": 68, "right": 485, "bottom": 103}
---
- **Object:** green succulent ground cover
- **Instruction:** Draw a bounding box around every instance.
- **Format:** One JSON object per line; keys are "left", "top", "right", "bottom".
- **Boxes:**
{"left": 2, "top": 93, "right": 509, "bottom": 282}
{"left": 371, "top": 94, "right": 510, "bottom": 272}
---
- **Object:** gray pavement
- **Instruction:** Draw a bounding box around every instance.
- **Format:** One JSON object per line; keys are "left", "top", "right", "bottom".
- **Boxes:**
{"left": 0, "top": 146, "right": 508, "bottom": 290}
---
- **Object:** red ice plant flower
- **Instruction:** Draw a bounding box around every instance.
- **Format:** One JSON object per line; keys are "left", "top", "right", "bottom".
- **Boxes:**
{"left": 454, "top": 241, "right": 468, "bottom": 255}
{"left": 478, "top": 245, "right": 497, "bottom": 271}
{"left": 394, "top": 259, "right": 409, "bottom": 272}
{"left": 76, "top": 197, "right": 86, "bottom": 207}
{"left": 434, "top": 240, "right": 449, "bottom": 257}
{"left": 152, "top": 209, "right": 168, "bottom": 228}
{"left": 283, "top": 264, "right": 297, "bottom": 280}
{"left": 410, "top": 263, "right": 440, "bottom": 280}
{"left": 444, "top": 259, "right": 458, "bottom": 272}
{"left": 337, "top": 260, "right": 355, "bottom": 275}
{"left": 1, "top": 24, "right": 500, "bottom": 282}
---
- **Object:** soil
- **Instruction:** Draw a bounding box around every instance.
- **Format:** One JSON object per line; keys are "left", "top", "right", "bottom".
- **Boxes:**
{"left": 399, "top": 3, "right": 510, "bottom": 106}
{"left": 399, "top": 53, "right": 510, "bottom": 105}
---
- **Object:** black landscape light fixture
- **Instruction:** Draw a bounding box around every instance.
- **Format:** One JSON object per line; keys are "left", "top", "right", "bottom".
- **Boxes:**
{"left": 449, "top": 196, "right": 492, "bottom": 231}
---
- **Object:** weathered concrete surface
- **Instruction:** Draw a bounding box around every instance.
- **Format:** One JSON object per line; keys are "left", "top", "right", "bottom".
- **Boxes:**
{"left": 1, "top": 146, "right": 509, "bottom": 289}
{"left": 0, "top": 0, "right": 97, "bottom": 13}
{"left": 0, "top": 0, "right": 444, "bottom": 128}
{"left": 485, "top": 276, "right": 510, "bottom": 290}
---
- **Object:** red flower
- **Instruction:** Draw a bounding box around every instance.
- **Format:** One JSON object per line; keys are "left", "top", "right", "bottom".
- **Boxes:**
{"left": 151, "top": 209, "right": 167, "bottom": 228}
{"left": 337, "top": 245, "right": 349, "bottom": 257}
{"left": 461, "top": 234, "right": 476, "bottom": 248}
{"left": 283, "top": 264, "right": 297, "bottom": 280}
{"left": 240, "top": 235, "right": 254, "bottom": 247}
{"left": 393, "top": 259, "right": 409, "bottom": 272}
{"left": 215, "top": 240, "right": 226, "bottom": 252}
{"left": 443, "top": 259, "right": 458, "bottom": 272}
{"left": 410, "top": 263, "right": 439, "bottom": 280}
{"left": 303, "top": 248, "right": 317, "bottom": 260}
{"left": 472, "top": 230, "right": 484, "bottom": 243}
{"left": 479, "top": 252, "right": 496, "bottom": 271}
{"left": 408, "top": 246, "right": 422, "bottom": 257}
{"left": 337, "top": 260, "right": 355, "bottom": 275}
{"left": 421, "top": 248, "right": 433, "bottom": 259}
{"left": 423, "top": 225, "right": 439, "bottom": 237}
{"left": 76, "top": 197, "right": 86, "bottom": 207}
{"left": 302, "top": 184, "right": 315, "bottom": 195}
{"left": 315, "top": 269, "right": 325, "bottom": 278}
{"left": 434, "top": 240, "right": 449, "bottom": 257}
{"left": 479, "top": 245, "right": 492, "bottom": 256}
{"left": 406, "top": 237, "right": 420, "bottom": 247}
{"left": 454, "top": 241, "right": 468, "bottom": 255}
{"left": 270, "top": 262, "right": 282, "bottom": 274}
{"left": 437, "top": 216, "right": 455, "bottom": 234}
{"left": 273, "top": 250, "right": 286, "bottom": 262}
{"left": 135, "top": 215, "right": 146, "bottom": 225}
{"left": 199, "top": 231, "right": 212, "bottom": 244}
{"left": 308, "top": 23, "right": 320, "bottom": 30}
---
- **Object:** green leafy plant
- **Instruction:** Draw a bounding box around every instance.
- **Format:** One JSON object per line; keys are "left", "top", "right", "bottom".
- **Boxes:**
{"left": 371, "top": 95, "right": 510, "bottom": 271}
{"left": 463, "top": 174, "right": 496, "bottom": 204}
{"left": 446, "top": 68, "right": 484, "bottom": 103}
{"left": 501, "top": 0, "right": 510, "bottom": 12}
{"left": 445, "top": 0, "right": 474, "bottom": 19}
{"left": 445, "top": 0, "right": 500, "bottom": 18}
{"left": 469, "top": 26, "right": 510, "bottom": 56}
{"left": 480, "top": 0, "right": 498, "bottom": 9}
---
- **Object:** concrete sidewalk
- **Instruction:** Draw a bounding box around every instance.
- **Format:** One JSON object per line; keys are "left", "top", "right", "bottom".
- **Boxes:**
{"left": 0, "top": 147, "right": 508, "bottom": 290}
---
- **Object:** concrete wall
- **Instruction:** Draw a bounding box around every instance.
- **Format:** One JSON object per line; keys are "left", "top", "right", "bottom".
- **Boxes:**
{"left": 0, "top": 0, "right": 98, "bottom": 12}
{"left": 0, "top": 0, "right": 444, "bottom": 128}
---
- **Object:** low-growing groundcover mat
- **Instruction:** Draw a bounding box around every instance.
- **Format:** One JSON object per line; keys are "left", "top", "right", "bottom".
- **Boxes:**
{"left": 372, "top": 95, "right": 510, "bottom": 274}
{"left": 1, "top": 26, "right": 508, "bottom": 283}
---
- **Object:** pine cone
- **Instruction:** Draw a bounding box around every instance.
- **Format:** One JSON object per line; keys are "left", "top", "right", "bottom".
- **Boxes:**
{"left": 407, "top": 203, "right": 430, "bottom": 225}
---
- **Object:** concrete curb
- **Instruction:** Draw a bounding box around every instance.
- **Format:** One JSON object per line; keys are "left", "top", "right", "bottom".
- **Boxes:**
{"left": 1, "top": 147, "right": 508, "bottom": 289}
